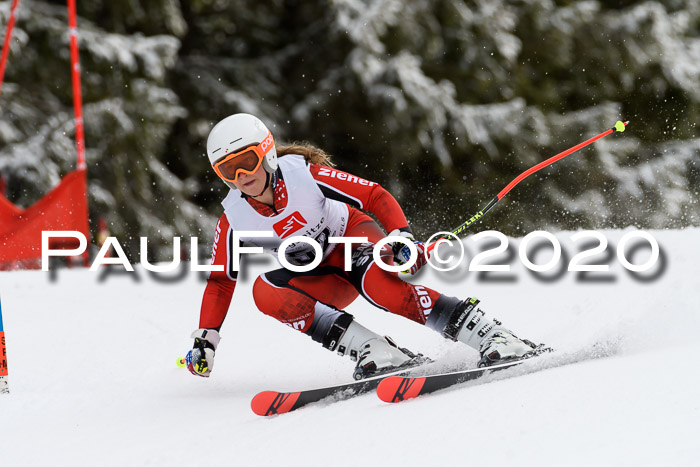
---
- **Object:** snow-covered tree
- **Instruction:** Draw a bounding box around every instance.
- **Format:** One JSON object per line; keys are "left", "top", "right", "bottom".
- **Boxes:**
{"left": 1, "top": 0, "right": 698, "bottom": 260}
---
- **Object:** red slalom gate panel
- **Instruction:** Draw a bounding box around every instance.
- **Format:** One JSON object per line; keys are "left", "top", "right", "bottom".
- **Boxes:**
{"left": 0, "top": 190, "right": 23, "bottom": 225}
{"left": 0, "top": 169, "right": 89, "bottom": 265}
{"left": 0, "top": 1, "right": 90, "bottom": 270}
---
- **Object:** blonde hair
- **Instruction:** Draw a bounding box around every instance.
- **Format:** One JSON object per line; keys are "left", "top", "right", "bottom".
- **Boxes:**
{"left": 276, "top": 142, "right": 335, "bottom": 167}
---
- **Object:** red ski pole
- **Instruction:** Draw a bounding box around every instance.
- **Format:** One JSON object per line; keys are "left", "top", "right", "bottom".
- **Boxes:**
{"left": 427, "top": 120, "right": 629, "bottom": 253}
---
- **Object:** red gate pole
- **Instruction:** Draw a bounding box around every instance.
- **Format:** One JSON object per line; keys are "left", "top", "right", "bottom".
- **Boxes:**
{"left": 67, "top": 0, "right": 86, "bottom": 170}
{"left": 67, "top": 0, "right": 89, "bottom": 265}
{"left": 0, "top": 0, "right": 20, "bottom": 97}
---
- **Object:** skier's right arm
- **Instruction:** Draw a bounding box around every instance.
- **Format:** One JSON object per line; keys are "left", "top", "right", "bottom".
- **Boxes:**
{"left": 187, "top": 215, "right": 238, "bottom": 378}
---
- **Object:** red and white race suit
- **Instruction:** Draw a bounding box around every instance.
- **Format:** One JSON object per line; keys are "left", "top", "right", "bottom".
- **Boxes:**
{"left": 198, "top": 154, "right": 441, "bottom": 333}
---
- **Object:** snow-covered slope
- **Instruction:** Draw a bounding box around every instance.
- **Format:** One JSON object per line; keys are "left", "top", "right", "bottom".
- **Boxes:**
{"left": 1, "top": 229, "right": 698, "bottom": 466}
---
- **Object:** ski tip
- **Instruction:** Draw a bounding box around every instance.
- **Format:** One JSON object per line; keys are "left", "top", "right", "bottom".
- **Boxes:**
{"left": 251, "top": 391, "right": 301, "bottom": 416}
{"left": 377, "top": 376, "right": 426, "bottom": 403}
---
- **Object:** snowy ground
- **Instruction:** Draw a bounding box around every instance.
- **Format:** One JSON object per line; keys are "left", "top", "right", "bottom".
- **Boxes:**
{"left": 1, "top": 228, "right": 699, "bottom": 466}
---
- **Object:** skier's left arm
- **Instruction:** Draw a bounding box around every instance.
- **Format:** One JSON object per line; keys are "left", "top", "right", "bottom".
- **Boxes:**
{"left": 309, "top": 164, "right": 428, "bottom": 273}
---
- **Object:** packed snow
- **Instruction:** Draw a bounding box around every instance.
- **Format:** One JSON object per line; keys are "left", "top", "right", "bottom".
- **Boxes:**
{"left": 0, "top": 228, "right": 698, "bottom": 466}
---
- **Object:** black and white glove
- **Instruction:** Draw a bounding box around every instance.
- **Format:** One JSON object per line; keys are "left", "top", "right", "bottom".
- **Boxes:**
{"left": 186, "top": 329, "right": 221, "bottom": 378}
{"left": 388, "top": 229, "right": 429, "bottom": 275}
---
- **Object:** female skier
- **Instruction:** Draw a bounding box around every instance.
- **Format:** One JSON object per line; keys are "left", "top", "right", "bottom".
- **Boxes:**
{"left": 185, "top": 113, "right": 542, "bottom": 380}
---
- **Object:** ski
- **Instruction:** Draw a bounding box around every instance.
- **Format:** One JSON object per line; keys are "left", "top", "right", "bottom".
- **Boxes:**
{"left": 377, "top": 342, "right": 618, "bottom": 403}
{"left": 251, "top": 363, "right": 434, "bottom": 416}
{"left": 376, "top": 359, "right": 527, "bottom": 403}
{"left": 251, "top": 378, "right": 379, "bottom": 416}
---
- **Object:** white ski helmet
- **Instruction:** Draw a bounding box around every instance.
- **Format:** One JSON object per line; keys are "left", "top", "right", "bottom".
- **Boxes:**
{"left": 206, "top": 113, "right": 278, "bottom": 188}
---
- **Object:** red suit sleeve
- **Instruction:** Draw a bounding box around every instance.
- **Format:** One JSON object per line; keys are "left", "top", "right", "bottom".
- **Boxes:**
{"left": 309, "top": 164, "right": 410, "bottom": 234}
{"left": 199, "top": 214, "right": 238, "bottom": 330}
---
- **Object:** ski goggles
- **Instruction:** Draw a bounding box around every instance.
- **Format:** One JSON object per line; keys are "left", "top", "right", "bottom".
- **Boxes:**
{"left": 212, "top": 130, "right": 274, "bottom": 183}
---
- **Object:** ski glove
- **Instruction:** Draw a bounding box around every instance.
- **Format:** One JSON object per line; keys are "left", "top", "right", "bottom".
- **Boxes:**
{"left": 389, "top": 229, "right": 428, "bottom": 275}
{"left": 186, "top": 329, "right": 221, "bottom": 377}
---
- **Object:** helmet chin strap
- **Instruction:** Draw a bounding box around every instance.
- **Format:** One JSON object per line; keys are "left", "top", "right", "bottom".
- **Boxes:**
{"left": 251, "top": 171, "right": 271, "bottom": 199}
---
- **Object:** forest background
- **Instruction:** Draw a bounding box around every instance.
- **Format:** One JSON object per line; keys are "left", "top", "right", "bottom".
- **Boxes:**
{"left": 1, "top": 0, "right": 698, "bottom": 259}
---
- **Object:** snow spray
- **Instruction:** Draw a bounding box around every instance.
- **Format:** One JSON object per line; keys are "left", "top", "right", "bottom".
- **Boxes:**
{"left": 0, "top": 297, "right": 9, "bottom": 393}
